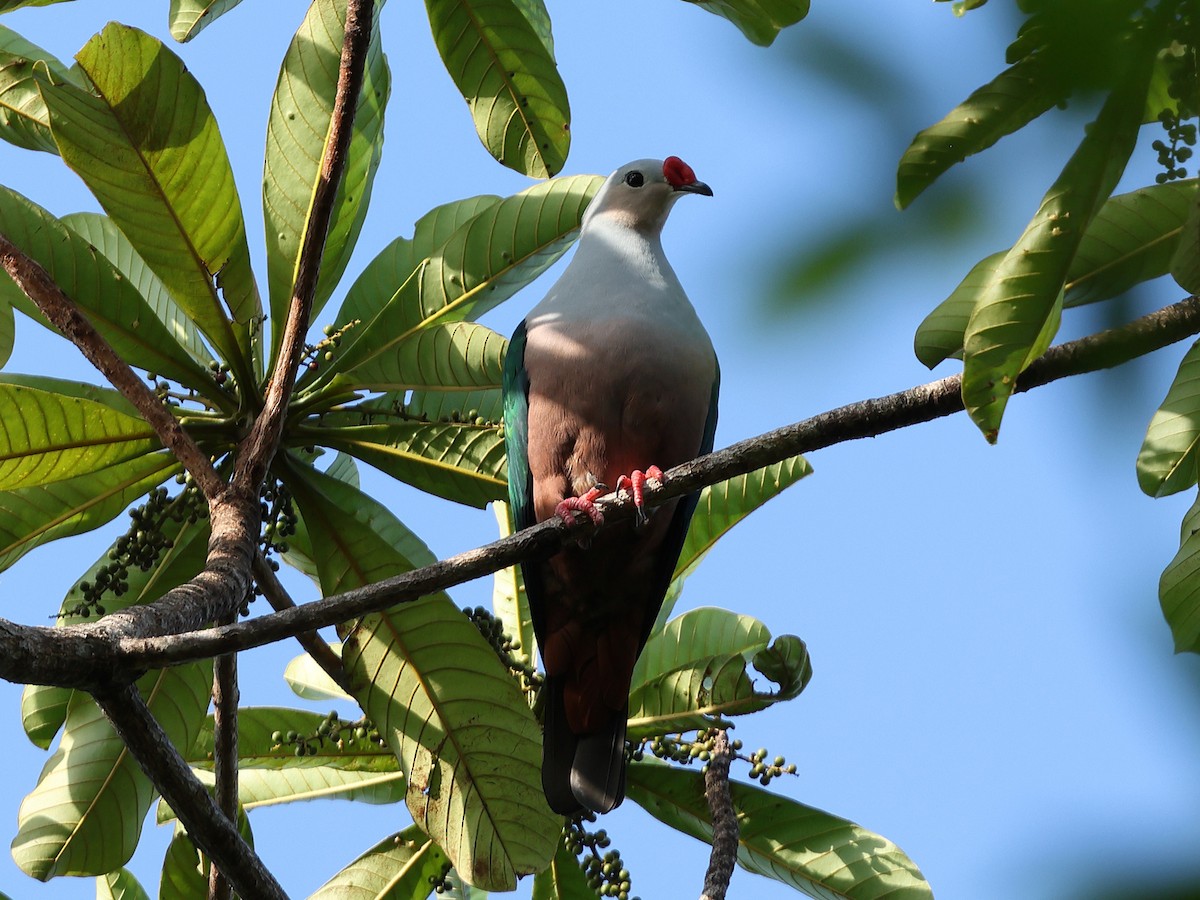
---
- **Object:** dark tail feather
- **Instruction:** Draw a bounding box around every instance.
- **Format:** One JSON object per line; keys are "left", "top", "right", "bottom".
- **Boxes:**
{"left": 570, "top": 713, "right": 627, "bottom": 814}
{"left": 541, "top": 678, "right": 628, "bottom": 814}
{"left": 541, "top": 676, "right": 584, "bottom": 815}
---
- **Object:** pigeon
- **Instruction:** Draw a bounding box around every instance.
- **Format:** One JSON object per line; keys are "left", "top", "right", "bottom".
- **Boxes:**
{"left": 503, "top": 156, "right": 719, "bottom": 814}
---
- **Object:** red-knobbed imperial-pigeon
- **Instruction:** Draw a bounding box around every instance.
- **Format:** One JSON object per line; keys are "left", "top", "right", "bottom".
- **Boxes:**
{"left": 503, "top": 157, "right": 719, "bottom": 814}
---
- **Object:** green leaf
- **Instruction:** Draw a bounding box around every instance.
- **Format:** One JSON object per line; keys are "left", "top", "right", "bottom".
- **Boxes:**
{"left": 425, "top": 0, "right": 570, "bottom": 177}
{"left": 1138, "top": 338, "right": 1200, "bottom": 497}
{"left": 309, "top": 825, "right": 450, "bottom": 899}
{"left": 294, "top": 416, "right": 507, "bottom": 508}
{"left": 307, "top": 176, "right": 600, "bottom": 397}
{"left": 654, "top": 455, "right": 813, "bottom": 630}
{"left": 961, "top": 52, "right": 1152, "bottom": 441}
{"left": 20, "top": 506, "right": 209, "bottom": 748}
{"left": 0, "top": 383, "right": 159, "bottom": 489}
{"left": 627, "top": 762, "right": 932, "bottom": 899}
{"left": 896, "top": 56, "right": 1057, "bottom": 209}
{"left": 914, "top": 251, "right": 1004, "bottom": 369}
{"left": 97, "top": 868, "right": 151, "bottom": 900}
{"left": 0, "top": 186, "right": 216, "bottom": 389}
{"left": 0, "top": 0, "right": 73, "bottom": 10}
{"left": 12, "top": 662, "right": 213, "bottom": 879}
{"left": 0, "top": 25, "right": 85, "bottom": 153}
{"left": 491, "top": 501, "right": 536, "bottom": 674}
{"left": 159, "top": 808, "right": 253, "bottom": 899}
{"left": 685, "top": 0, "right": 810, "bottom": 46}
{"left": 0, "top": 289, "right": 13, "bottom": 369}
{"left": 627, "top": 608, "right": 810, "bottom": 739}
{"left": 0, "top": 451, "right": 178, "bottom": 574}
{"left": 531, "top": 838, "right": 593, "bottom": 900}
{"left": 41, "top": 23, "right": 260, "bottom": 374}
{"left": 62, "top": 212, "right": 218, "bottom": 373}
{"left": 1160, "top": 488, "right": 1200, "bottom": 654}
{"left": 1171, "top": 179, "right": 1200, "bottom": 295}
{"left": 263, "top": 0, "right": 390, "bottom": 364}
{"left": 332, "top": 321, "right": 507, "bottom": 395}
{"left": 285, "top": 643, "right": 354, "bottom": 702}
{"left": 168, "top": 0, "right": 247, "bottom": 41}
{"left": 283, "top": 461, "right": 558, "bottom": 889}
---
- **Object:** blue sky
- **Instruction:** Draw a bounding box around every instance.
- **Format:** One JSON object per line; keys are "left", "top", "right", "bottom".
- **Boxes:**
{"left": 0, "top": 1, "right": 1198, "bottom": 898}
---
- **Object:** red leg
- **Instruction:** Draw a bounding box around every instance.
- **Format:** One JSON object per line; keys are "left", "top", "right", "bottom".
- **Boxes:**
{"left": 616, "top": 466, "right": 667, "bottom": 525}
{"left": 554, "top": 486, "right": 605, "bottom": 527}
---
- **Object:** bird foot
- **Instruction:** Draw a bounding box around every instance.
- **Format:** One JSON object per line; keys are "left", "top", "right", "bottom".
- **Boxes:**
{"left": 555, "top": 486, "right": 607, "bottom": 528}
{"left": 616, "top": 466, "right": 665, "bottom": 527}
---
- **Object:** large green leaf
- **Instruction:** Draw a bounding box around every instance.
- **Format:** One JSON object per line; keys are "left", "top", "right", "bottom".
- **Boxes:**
{"left": 1160, "top": 488, "right": 1200, "bottom": 654}
{"left": 284, "top": 461, "right": 559, "bottom": 890}
{"left": 0, "top": 25, "right": 85, "bottom": 153}
{"left": 263, "top": 0, "right": 390, "bottom": 364}
{"left": 0, "top": 186, "right": 216, "bottom": 389}
{"left": 293, "top": 416, "right": 507, "bottom": 508}
{"left": 332, "top": 321, "right": 507, "bottom": 395}
{"left": 686, "top": 0, "right": 810, "bottom": 46}
{"left": 1138, "top": 338, "right": 1200, "bottom": 497}
{"left": 0, "top": 451, "right": 178, "bottom": 574}
{"left": 531, "top": 839, "right": 593, "bottom": 900}
{"left": 896, "top": 55, "right": 1058, "bottom": 209}
{"left": 654, "top": 455, "right": 813, "bottom": 630}
{"left": 97, "top": 868, "right": 151, "bottom": 900}
{"left": 628, "top": 608, "right": 810, "bottom": 739}
{"left": 491, "top": 501, "right": 535, "bottom": 673}
{"left": 40, "top": 23, "right": 260, "bottom": 375}
{"left": 309, "top": 824, "right": 450, "bottom": 899}
{"left": 961, "top": 52, "right": 1152, "bottom": 441}
{"left": 0, "top": 383, "right": 159, "bottom": 489}
{"left": 159, "top": 807, "right": 253, "bottom": 899}
{"left": 168, "top": 0, "right": 248, "bottom": 41}
{"left": 285, "top": 643, "right": 354, "bottom": 702}
{"left": 0, "top": 0, "right": 72, "bottom": 10}
{"left": 913, "top": 251, "right": 1004, "bottom": 370}
{"left": 627, "top": 762, "right": 932, "bottom": 899}
{"left": 21, "top": 506, "right": 209, "bottom": 749}
{"left": 61, "top": 212, "right": 219, "bottom": 374}
{"left": 306, "top": 176, "right": 600, "bottom": 398}
{"left": 1171, "top": 179, "right": 1200, "bottom": 295}
{"left": 425, "top": 0, "right": 570, "bottom": 177}
{"left": 11, "top": 662, "right": 213, "bottom": 879}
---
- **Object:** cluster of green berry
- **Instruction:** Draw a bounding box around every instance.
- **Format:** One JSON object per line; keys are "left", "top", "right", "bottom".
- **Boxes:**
{"left": 636, "top": 729, "right": 799, "bottom": 786}
{"left": 427, "top": 860, "right": 456, "bottom": 894}
{"left": 1155, "top": 5, "right": 1197, "bottom": 183}
{"left": 259, "top": 480, "right": 298, "bottom": 557}
{"left": 269, "top": 710, "right": 385, "bottom": 758}
{"left": 564, "top": 814, "right": 638, "bottom": 900}
{"left": 70, "top": 482, "right": 206, "bottom": 617}
{"left": 303, "top": 320, "right": 360, "bottom": 372}
{"left": 740, "top": 743, "right": 798, "bottom": 787}
{"left": 462, "top": 605, "right": 541, "bottom": 691}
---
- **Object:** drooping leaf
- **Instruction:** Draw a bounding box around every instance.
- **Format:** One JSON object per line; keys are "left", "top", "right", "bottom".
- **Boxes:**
{"left": 263, "top": 0, "right": 390, "bottom": 364}
{"left": 0, "top": 451, "right": 178, "bottom": 574}
{"left": 491, "top": 501, "right": 536, "bottom": 674}
{"left": 425, "top": 0, "right": 570, "bottom": 177}
{"left": 62, "top": 212, "right": 218, "bottom": 373}
{"left": 307, "top": 176, "right": 600, "bottom": 397}
{"left": 12, "top": 662, "right": 213, "bottom": 879}
{"left": 685, "top": 0, "right": 810, "bottom": 46}
{"left": 0, "top": 186, "right": 216, "bottom": 389}
{"left": 1138, "top": 338, "right": 1200, "bottom": 497}
{"left": 1160, "top": 488, "right": 1200, "bottom": 654}
{"left": 914, "top": 251, "right": 1004, "bottom": 369}
{"left": 0, "top": 0, "right": 73, "bottom": 10}
{"left": 293, "top": 416, "right": 507, "bottom": 508}
{"left": 283, "top": 460, "right": 558, "bottom": 890}
{"left": 168, "top": 0, "right": 247, "bottom": 41}
{"left": 0, "top": 383, "right": 159, "bottom": 489}
{"left": 531, "top": 838, "right": 593, "bottom": 900}
{"left": 0, "top": 25, "right": 85, "bottom": 153}
{"left": 627, "top": 762, "right": 932, "bottom": 899}
{"left": 309, "top": 825, "right": 450, "bottom": 899}
{"left": 654, "top": 455, "right": 813, "bottom": 630}
{"left": 628, "top": 608, "right": 810, "bottom": 739}
{"left": 41, "top": 23, "right": 260, "bottom": 374}
{"left": 20, "top": 505, "right": 209, "bottom": 747}
{"left": 896, "top": 55, "right": 1058, "bottom": 209}
{"left": 0, "top": 283, "right": 11, "bottom": 367}
{"left": 1171, "top": 179, "right": 1200, "bottom": 295}
{"left": 285, "top": 643, "right": 354, "bottom": 702}
{"left": 97, "top": 868, "right": 151, "bottom": 900}
{"left": 159, "top": 807, "right": 253, "bottom": 899}
{"left": 961, "top": 49, "right": 1152, "bottom": 440}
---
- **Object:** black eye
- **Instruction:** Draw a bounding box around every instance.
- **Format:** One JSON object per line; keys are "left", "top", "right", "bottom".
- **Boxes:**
{"left": 624, "top": 171, "right": 645, "bottom": 188}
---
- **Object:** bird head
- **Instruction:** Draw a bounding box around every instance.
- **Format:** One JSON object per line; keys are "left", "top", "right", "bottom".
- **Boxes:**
{"left": 582, "top": 156, "right": 712, "bottom": 235}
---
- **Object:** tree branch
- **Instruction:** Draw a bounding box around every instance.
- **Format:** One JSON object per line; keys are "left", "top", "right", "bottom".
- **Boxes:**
{"left": 700, "top": 730, "right": 737, "bottom": 900}
{"left": 208, "top": 615, "right": 239, "bottom": 900}
{"left": 93, "top": 683, "right": 286, "bottom": 900}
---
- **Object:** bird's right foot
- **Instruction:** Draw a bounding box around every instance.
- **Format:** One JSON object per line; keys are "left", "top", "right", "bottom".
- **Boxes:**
{"left": 555, "top": 485, "right": 606, "bottom": 528}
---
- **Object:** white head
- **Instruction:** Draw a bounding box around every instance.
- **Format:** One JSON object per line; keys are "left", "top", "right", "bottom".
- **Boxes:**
{"left": 581, "top": 156, "right": 712, "bottom": 236}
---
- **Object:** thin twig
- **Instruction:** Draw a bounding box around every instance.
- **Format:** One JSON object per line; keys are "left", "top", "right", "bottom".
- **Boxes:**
{"left": 0, "top": 234, "right": 224, "bottom": 500}
{"left": 700, "top": 730, "right": 737, "bottom": 900}
{"left": 92, "top": 683, "right": 286, "bottom": 900}
{"left": 209, "top": 611, "right": 239, "bottom": 900}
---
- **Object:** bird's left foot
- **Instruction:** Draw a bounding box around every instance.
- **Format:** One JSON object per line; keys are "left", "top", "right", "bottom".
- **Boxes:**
{"left": 616, "top": 466, "right": 665, "bottom": 527}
